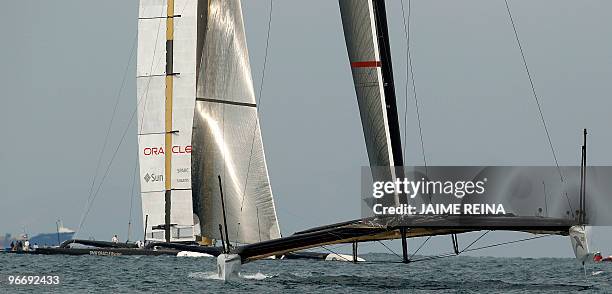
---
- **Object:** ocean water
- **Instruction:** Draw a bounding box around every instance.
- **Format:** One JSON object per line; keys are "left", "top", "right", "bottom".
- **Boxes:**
{"left": 0, "top": 253, "right": 609, "bottom": 293}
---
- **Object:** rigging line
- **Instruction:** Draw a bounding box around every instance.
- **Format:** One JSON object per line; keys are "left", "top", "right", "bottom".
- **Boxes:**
{"left": 126, "top": 153, "right": 139, "bottom": 241}
{"left": 462, "top": 234, "right": 553, "bottom": 253}
{"left": 565, "top": 192, "right": 575, "bottom": 219}
{"left": 409, "top": 251, "right": 458, "bottom": 263}
{"left": 503, "top": 0, "right": 563, "bottom": 183}
{"left": 400, "top": 0, "right": 409, "bottom": 162}
{"left": 459, "top": 230, "right": 489, "bottom": 253}
{"left": 400, "top": 0, "right": 428, "bottom": 174}
{"left": 406, "top": 231, "right": 490, "bottom": 262}
{"left": 76, "top": 103, "right": 139, "bottom": 235}
{"left": 409, "top": 233, "right": 550, "bottom": 263}
{"left": 76, "top": 5, "right": 166, "bottom": 236}
{"left": 77, "top": 35, "right": 137, "bottom": 230}
{"left": 377, "top": 240, "right": 403, "bottom": 260}
{"left": 362, "top": 260, "right": 412, "bottom": 264}
{"left": 409, "top": 235, "right": 431, "bottom": 260}
{"left": 239, "top": 0, "right": 274, "bottom": 214}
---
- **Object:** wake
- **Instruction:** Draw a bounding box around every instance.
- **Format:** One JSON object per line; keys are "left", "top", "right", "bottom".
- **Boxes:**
{"left": 188, "top": 271, "right": 271, "bottom": 281}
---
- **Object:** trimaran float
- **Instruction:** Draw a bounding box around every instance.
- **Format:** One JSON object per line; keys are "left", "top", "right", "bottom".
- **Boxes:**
{"left": 21, "top": 0, "right": 596, "bottom": 278}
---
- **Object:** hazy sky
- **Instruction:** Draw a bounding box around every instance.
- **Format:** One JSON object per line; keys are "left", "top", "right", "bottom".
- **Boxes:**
{"left": 1, "top": 0, "right": 611, "bottom": 258}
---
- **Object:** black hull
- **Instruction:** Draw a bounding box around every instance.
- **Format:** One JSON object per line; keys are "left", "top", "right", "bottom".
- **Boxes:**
{"left": 5, "top": 239, "right": 224, "bottom": 257}
{"left": 282, "top": 251, "right": 329, "bottom": 260}
{"left": 9, "top": 247, "right": 179, "bottom": 256}
{"left": 5, "top": 247, "right": 333, "bottom": 260}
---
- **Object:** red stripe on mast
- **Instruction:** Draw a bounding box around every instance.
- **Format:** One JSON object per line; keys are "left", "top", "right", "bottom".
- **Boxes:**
{"left": 351, "top": 60, "right": 381, "bottom": 68}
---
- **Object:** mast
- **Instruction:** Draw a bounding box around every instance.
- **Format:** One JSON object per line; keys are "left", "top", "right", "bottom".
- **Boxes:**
{"left": 580, "top": 129, "right": 587, "bottom": 224}
{"left": 164, "top": 0, "right": 175, "bottom": 244}
{"left": 371, "top": 0, "right": 404, "bottom": 167}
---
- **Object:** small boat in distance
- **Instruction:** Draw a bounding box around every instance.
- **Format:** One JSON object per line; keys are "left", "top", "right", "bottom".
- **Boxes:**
{"left": 593, "top": 252, "right": 612, "bottom": 263}
{"left": 2, "top": 221, "right": 75, "bottom": 251}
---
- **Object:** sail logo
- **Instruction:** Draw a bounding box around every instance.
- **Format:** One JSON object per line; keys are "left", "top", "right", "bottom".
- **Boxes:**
{"left": 143, "top": 145, "right": 192, "bottom": 156}
{"left": 144, "top": 173, "right": 163, "bottom": 183}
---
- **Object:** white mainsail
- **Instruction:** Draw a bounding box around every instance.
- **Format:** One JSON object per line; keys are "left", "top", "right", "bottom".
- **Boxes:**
{"left": 137, "top": 0, "right": 198, "bottom": 242}
{"left": 137, "top": 0, "right": 280, "bottom": 244}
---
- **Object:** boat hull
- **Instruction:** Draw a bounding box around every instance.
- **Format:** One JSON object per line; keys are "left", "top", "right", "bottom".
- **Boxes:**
{"left": 7, "top": 247, "right": 179, "bottom": 256}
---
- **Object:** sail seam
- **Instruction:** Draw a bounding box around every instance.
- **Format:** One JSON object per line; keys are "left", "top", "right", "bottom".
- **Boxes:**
{"left": 138, "top": 130, "right": 179, "bottom": 136}
{"left": 196, "top": 97, "right": 257, "bottom": 108}
{"left": 137, "top": 73, "right": 180, "bottom": 78}
{"left": 141, "top": 188, "right": 192, "bottom": 194}
{"left": 139, "top": 15, "right": 182, "bottom": 20}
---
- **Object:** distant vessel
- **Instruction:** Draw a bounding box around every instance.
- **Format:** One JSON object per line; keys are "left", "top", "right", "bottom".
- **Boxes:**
{"left": 2, "top": 221, "right": 75, "bottom": 250}
{"left": 28, "top": 223, "right": 75, "bottom": 247}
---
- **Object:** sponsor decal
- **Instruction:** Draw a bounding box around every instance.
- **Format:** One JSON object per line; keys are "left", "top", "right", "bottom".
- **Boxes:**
{"left": 89, "top": 251, "right": 122, "bottom": 256}
{"left": 143, "top": 145, "right": 192, "bottom": 156}
{"left": 144, "top": 173, "right": 164, "bottom": 183}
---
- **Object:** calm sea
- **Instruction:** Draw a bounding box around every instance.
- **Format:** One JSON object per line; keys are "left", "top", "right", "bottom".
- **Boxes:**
{"left": 0, "top": 253, "right": 608, "bottom": 293}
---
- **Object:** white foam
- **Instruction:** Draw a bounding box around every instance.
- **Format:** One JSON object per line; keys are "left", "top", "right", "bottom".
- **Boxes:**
{"left": 325, "top": 253, "right": 365, "bottom": 262}
{"left": 188, "top": 271, "right": 270, "bottom": 281}
{"left": 176, "top": 251, "right": 214, "bottom": 257}
{"left": 240, "top": 272, "right": 269, "bottom": 280}
{"left": 592, "top": 271, "right": 605, "bottom": 276}
{"left": 188, "top": 271, "right": 223, "bottom": 280}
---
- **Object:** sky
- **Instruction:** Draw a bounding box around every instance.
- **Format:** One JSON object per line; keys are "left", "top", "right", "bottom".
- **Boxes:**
{"left": 0, "top": 0, "right": 611, "bottom": 258}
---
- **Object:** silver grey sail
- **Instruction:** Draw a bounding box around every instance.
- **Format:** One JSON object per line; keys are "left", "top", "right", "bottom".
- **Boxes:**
{"left": 192, "top": 0, "right": 281, "bottom": 244}
{"left": 339, "top": 0, "right": 403, "bottom": 168}
{"left": 339, "top": 0, "right": 404, "bottom": 205}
